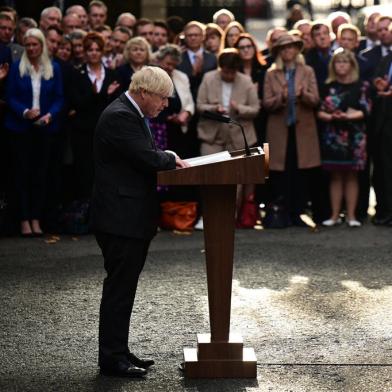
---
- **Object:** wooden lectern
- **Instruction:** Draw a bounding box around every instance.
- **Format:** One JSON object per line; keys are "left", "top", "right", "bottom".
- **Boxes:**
{"left": 157, "top": 145, "right": 269, "bottom": 378}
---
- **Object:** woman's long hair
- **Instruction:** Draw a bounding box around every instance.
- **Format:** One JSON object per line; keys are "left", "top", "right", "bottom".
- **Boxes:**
{"left": 19, "top": 28, "right": 53, "bottom": 80}
{"left": 326, "top": 48, "right": 359, "bottom": 84}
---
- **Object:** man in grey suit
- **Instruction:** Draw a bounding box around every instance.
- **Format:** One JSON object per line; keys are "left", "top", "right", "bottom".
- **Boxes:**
{"left": 90, "top": 66, "right": 189, "bottom": 378}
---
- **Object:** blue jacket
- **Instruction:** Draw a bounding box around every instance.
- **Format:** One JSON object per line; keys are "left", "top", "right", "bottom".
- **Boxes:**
{"left": 5, "top": 60, "right": 64, "bottom": 133}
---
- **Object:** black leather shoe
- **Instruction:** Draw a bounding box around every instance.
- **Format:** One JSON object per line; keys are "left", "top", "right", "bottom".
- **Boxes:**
{"left": 127, "top": 352, "right": 155, "bottom": 369}
{"left": 100, "top": 361, "right": 147, "bottom": 378}
{"left": 372, "top": 215, "right": 392, "bottom": 225}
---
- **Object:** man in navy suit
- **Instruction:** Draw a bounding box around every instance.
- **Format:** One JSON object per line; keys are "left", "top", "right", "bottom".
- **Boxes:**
{"left": 90, "top": 66, "right": 189, "bottom": 378}
{"left": 177, "top": 20, "right": 217, "bottom": 102}
{"left": 358, "top": 11, "right": 380, "bottom": 53}
{"left": 361, "top": 15, "right": 392, "bottom": 78}
{"left": 370, "top": 27, "right": 392, "bottom": 225}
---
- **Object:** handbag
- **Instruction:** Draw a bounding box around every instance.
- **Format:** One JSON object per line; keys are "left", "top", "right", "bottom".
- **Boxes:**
{"left": 159, "top": 201, "right": 197, "bottom": 231}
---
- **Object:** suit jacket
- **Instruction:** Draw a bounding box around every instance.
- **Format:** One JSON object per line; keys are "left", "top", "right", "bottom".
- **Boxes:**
{"left": 69, "top": 64, "right": 120, "bottom": 135}
{"left": 177, "top": 49, "right": 217, "bottom": 101}
{"left": 263, "top": 63, "right": 320, "bottom": 171}
{"left": 4, "top": 60, "right": 64, "bottom": 133}
{"left": 361, "top": 45, "right": 384, "bottom": 78}
{"left": 372, "top": 52, "right": 392, "bottom": 134}
{"left": 197, "top": 70, "right": 259, "bottom": 149}
{"left": 305, "top": 48, "right": 331, "bottom": 91}
{"left": 90, "top": 93, "right": 176, "bottom": 239}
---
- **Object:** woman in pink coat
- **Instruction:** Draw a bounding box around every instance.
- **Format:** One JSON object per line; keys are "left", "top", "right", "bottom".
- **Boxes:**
{"left": 263, "top": 33, "right": 320, "bottom": 227}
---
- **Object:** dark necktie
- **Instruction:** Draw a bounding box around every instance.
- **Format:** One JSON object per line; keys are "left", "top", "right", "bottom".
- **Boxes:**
{"left": 143, "top": 117, "right": 156, "bottom": 149}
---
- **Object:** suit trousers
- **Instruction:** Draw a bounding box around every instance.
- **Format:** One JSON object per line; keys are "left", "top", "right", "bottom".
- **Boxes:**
{"left": 95, "top": 231, "right": 151, "bottom": 367}
{"left": 269, "top": 125, "right": 305, "bottom": 219}
{"left": 8, "top": 128, "right": 52, "bottom": 221}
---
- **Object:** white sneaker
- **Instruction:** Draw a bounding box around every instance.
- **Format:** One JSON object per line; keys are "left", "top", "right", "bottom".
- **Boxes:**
{"left": 194, "top": 217, "right": 204, "bottom": 230}
{"left": 347, "top": 219, "right": 362, "bottom": 227}
{"left": 322, "top": 218, "right": 342, "bottom": 227}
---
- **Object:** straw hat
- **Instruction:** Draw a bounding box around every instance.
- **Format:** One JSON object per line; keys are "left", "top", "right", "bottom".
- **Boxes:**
{"left": 271, "top": 33, "right": 304, "bottom": 57}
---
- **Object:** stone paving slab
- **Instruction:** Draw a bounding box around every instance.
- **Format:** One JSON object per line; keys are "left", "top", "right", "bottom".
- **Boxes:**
{"left": 0, "top": 225, "right": 391, "bottom": 391}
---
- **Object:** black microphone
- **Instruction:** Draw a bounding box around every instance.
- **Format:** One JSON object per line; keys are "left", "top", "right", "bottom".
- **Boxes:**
{"left": 201, "top": 111, "right": 251, "bottom": 156}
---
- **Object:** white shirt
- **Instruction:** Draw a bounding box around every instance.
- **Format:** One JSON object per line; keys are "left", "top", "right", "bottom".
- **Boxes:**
{"left": 187, "top": 48, "right": 203, "bottom": 65}
{"left": 221, "top": 81, "right": 233, "bottom": 112}
{"left": 87, "top": 64, "right": 105, "bottom": 93}
{"left": 125, "top": 91, "right": 144, "bottom": 118}
{"left": 30, "top": 66, "right": 42, "bottom": 110}
{"left": 381, "top": 45, "right": 392, "bottom": 57}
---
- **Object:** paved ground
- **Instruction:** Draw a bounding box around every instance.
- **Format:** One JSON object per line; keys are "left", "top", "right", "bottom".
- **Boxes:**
{"left": 1, "top": 224, "right": 392, "bottom": 391}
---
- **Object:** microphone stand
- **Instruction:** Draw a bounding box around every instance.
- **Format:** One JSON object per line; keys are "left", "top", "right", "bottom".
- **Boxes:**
{"left": 229, "top": 119, "right": 251, "bottom": 157}
{"left": 201, "top": 111, "right": 252, "bottom": 157}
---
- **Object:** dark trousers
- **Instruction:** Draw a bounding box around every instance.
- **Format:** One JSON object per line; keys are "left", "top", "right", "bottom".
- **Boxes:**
{"left": 269, "top": 125, "right": 305, "bottom": 218}
{"left": 71, "top": 130, "right": 94, "bottom": 200}
{"left": 8, "top": 128, "right": 51, "bottom": 221}
{"left": 95, "top": 232, "right": 151, "bottom": 367}
{"left": 372, "top": 127, "right": 392, "bottom": 218}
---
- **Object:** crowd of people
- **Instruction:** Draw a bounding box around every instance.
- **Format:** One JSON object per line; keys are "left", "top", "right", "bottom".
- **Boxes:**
{"left": 0, "top": 1, "right": 391, "bottom": 236}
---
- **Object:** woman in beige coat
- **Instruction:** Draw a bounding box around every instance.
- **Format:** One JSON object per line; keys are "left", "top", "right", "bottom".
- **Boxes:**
{"left": 263, "top": 33, "right": 320, "bottom": 227}
{"left": 197, "top": 48, "right": 260, "bottom": 228}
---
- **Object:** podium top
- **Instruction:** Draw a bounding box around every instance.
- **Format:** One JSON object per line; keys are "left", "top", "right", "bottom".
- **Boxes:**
{"left": 158, "top": 146, "right": 269, "bottom": 186}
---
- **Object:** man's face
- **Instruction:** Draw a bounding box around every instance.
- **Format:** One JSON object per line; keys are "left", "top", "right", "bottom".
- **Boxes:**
{"left": 62, "top": 14, "right": 81, "bottom": 34}
{"left": 46, "top": 30, "right": 61, "bottom": 56}
{"left": 141, "top": 90, "right": 169, "bottom": 118}
{"left": 110, "top": 31, "right": 129, "bottom": 54}
{"left": 41, "top": 11, "right": 61, "bottom": 30}
{"left": 185, "top": 26, "right": 204, "bottom": 51}
{"left": 0, "top": 19, "right": 14, "bottom": 44}
{"left": 298, "top": 24, "right": 313, "bottom": 50}
{"left": 312, "top": 25, "right": 331, "bottom": 50}
{"left": 89, "top": 5, "right": 107, "bottom": 29}
{"left": 339, "top": 30, "right": 358, "bottom": 51}
{"left": 377, "top": 19, "right": 392, "bottom": 46}
{"left": 138, "top": 23, "right": 154, "bottom": 44}
{"left": 216, "top": 14, "right": 231, "bottom": 31}
{"left": 118, "top": 16, "right": 135, "bottom": 30}
{"left": 366, "top": 12, "right": 380, "bottom": 37}
{"left": 71, "top": 6, "right": 88, "bottom": 30}
{"left": 331, "top": 16, "right": 349, "bottom": 35}
{"left": 153, "top": 26, "right": 168, "bottom": 48}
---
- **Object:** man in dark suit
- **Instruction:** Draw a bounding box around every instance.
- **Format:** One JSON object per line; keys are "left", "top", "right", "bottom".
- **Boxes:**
{"left": 90, "top": 66, "right": 189, "bottom": 378}
{"left": 371, "top": 47, "right": 392, "bottom": 225}
{"left": 358, "top": 11, "right": 380, "bottom": 53}
{"left": 360, "top": 15, "right": 392, "bottom": 78}
{"left": 177, "top": 20, "right": 217, "bottom": 102}
{"left": 177, "top": 20, "right": 217, "bottom": 162}
{"left": 305, "top": 21, "right": 333, "bottom": 223}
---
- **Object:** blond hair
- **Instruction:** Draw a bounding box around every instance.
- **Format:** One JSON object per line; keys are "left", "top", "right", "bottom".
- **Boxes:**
{"left": 19, "top": 28, "right": 53, "bottom": 80}
{"left": 129, "top": 66, "right": 173, "bottom": 96}
{"left": 326, "top": 48, "right": 359, "bottom": 83}
{"left": 337, "top": 23, "right": 360, "bottom": 39}
{"left": 272, "top": 53, "right": 305, "bottom": 71}
{"left": 123, "top": 36, "right": 151, "bottom": 64}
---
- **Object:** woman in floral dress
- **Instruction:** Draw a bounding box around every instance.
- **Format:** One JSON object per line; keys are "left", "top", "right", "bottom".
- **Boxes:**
{"left": 318, "top": 48, "right": 369, "bottom": 227}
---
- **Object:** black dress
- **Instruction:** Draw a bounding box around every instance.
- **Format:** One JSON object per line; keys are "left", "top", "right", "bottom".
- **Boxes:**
{"left": 319, "top": 80, "right": 369, "bottom": 171}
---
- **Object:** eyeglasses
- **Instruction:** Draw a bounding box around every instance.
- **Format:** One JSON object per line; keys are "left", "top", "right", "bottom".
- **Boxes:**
{"left": 237, "top": 44, "right": 254, "bottom": 51}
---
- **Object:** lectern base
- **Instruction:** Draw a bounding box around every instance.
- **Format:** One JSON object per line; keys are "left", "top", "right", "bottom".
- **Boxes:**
{"left": 183, "top": 347, "right": 257, "bottom": 378}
